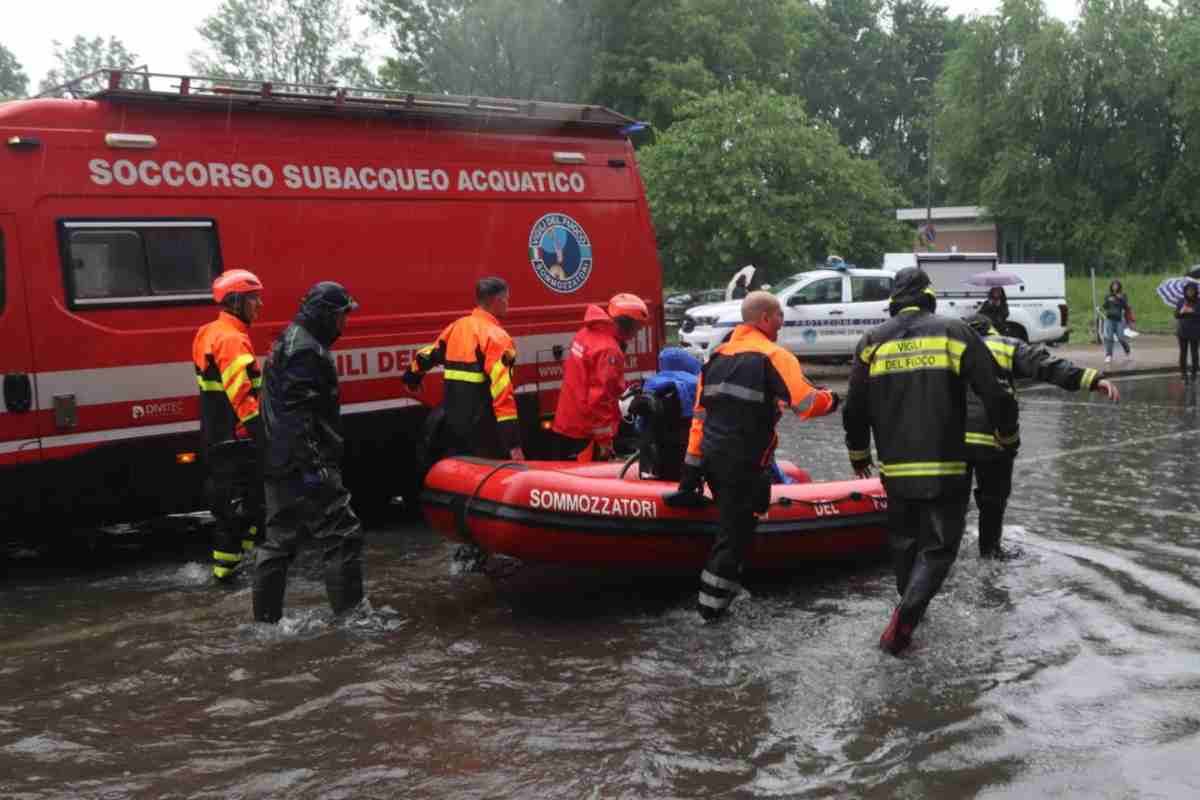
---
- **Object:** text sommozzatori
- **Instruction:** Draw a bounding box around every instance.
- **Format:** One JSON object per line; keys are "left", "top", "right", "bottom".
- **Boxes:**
{"left": 87, "top": 158, "right": 588, "bottom": 194}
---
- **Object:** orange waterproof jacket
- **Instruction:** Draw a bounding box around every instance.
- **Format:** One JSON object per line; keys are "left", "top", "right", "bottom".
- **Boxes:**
{"left": 412, "top": 307, "right": 521, "bottom": 452}
{"left": 551, "top": 304, "right": 626, "bottom": 448}
{"left": 686, "top": 325, "right": 834, "bottom": 469}
{"left": 192, "top": 311, "right": 261, "bottom": 447}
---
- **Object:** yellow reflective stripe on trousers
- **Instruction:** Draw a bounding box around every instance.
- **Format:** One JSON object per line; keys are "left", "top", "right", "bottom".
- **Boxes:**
{"left": 964, "top": 432, "right": 1001, "bottom": 448}
{"left": 496, "top": 414, "right": 518, "bottom": 422}
{"left": 197, "top": 376, "right": 224, "bottom": 392}
{"left": 1080, "top": 368, "right": 1098, "bottom": 392}
{"left": 444, "top": 369, "right": 486, "bottom": 383}
{"left": 213, "top": 550, "right": 243, "bottom": 563}
{"left": 847, "top": 448, "right": 871, "bottom": 461}
{"left": 880, "top": 461, "right": 967, "bottom": 477}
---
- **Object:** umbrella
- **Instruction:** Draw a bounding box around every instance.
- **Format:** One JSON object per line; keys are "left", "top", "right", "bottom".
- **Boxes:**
{"left": 725, "top": 264, "right": 756, "bottom": 301}
{"left": 1157, "top": 277, "right": 1200, "bottom": 307}
{"left": 966, "top": 271, "right": 1023, "bottom": 288}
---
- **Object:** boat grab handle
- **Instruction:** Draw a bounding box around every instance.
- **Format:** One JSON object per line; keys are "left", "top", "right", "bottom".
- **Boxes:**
{"left": 457, "top": 460, "right": 524, "bottom": 545}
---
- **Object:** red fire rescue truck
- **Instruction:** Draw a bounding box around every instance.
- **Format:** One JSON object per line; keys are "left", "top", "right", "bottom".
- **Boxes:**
{"left": 0, "top": 70, "right": 664, "bottom": 524}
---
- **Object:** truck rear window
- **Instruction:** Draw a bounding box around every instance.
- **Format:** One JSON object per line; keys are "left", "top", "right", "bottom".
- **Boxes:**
{"left": 60, "top": 220, "right": 220, "bottom": 307}
{"left": 851, "top": 276, "right": 892, "bottom": 302}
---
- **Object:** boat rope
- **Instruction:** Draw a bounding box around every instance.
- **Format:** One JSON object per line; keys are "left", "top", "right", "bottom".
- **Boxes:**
{"left": 457, "top": 460, "right": 523, "bottom": 545}
{"left": 617, "top": 452, "right": 639, "bottom": 479}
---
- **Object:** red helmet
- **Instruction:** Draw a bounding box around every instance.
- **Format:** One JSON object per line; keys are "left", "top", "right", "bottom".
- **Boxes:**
{"left": 607, "top": 293, "right": 649, "bottom": 324}
{"left": 212, "top": 269, "right": 264, "bottom": 303}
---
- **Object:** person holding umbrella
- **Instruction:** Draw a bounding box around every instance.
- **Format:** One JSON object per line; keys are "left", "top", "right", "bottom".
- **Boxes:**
{"left": 1176, "top": 282, "right": 1200, "bottom": 381}
{"left": 1101, "top": 280, "right": 1134, "bottom": 365}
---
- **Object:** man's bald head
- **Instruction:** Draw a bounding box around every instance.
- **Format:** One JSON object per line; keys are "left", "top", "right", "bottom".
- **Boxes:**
{"left": 742, "top": 291, "right": 785, "bottom": 341}
{"left": 741, "top": 291, "right": 780, "bottom": 323}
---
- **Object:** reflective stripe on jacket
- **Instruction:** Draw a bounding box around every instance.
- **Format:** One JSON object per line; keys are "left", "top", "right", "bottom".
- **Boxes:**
{"left": 192, "top": 311, "right": 261, "bottom": 448}
{"left": 552, "top": 304, "right": 625, "bottom": 446}
{"left": 843, "top": 308, "right": 1019, "bottom": 499}
{"left": 411, "top": 307, "right": 520, "bottom": 452}
{"left": 965, "top": 330, "right": 1098, "bottom": 459}
{"left": 686, "top": 325, "right": 835, "bottom": 469}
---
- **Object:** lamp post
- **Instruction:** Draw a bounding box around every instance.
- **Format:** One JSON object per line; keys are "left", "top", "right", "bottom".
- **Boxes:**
{"left": 912, "top": 75, "right": 935, "bottom": 247}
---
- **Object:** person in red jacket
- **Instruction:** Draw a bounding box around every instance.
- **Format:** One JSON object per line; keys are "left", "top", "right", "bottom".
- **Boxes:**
{"left": 552, "top": 293, "right": 650, "bottom": 461}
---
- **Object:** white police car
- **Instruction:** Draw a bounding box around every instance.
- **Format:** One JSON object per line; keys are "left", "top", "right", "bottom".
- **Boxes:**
{"left": 678, "top": 267, "right": 894, "bottom": 359}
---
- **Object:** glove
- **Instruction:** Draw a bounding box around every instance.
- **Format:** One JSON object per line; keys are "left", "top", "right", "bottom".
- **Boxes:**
{"left": 402, "top": 369, "right": 423, "bottom": 390}
{"left": 244, "top": 415, "right": 265, "bottom": 444}
{"left": 302, "top": 468, "right": 328, "bottom": 492}
{"left": 827, "top": 391, "right": 841, "bottom": 414}
{"left": 996, "top": 429, "right": 1021, "bottom": 456}
{"left": 663, "top": 462, "right": 707, "bottom": 508}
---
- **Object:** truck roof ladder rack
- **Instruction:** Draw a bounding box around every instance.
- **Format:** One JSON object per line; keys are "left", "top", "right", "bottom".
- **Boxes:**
{"left": 34, "top": 68, "right": 636, "bottom": 130}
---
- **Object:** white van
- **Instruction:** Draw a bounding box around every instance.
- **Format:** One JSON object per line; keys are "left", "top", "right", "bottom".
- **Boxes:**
{"left": 678, "top": 266, "right": 894, "bottom": 359}
{"left": 906, "top": 253, "right": 1069, "bottom": 344}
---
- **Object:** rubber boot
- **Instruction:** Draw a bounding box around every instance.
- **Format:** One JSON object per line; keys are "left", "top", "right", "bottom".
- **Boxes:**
{"left": 324, "top": 539, "right": 364, "bottom": 616}
{"left": 253, "top": 563, "right": 288, "bottom": 623}
{"left": 977, "top": 499, "right": 1006, "bottom": 558}
{"left": 879, "top": 607, "right": 914, "bottom": 655}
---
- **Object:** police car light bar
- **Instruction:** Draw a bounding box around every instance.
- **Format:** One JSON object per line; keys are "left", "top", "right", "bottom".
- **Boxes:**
{"left": 105, "top": 133, "right": 158, "bottom": 149}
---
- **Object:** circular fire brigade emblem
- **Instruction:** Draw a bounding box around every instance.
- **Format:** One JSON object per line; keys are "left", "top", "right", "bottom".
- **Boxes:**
{"left": 803, "top": 329, "right": 818, "bottom": 344}
{"left": 529, "top": 213, "right": 593, "bottom": 293}
{"left": 1040, "top": 309, "right": 1057, "bottom": 328}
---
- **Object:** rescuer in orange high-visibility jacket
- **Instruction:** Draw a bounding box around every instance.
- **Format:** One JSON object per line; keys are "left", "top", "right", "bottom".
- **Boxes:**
{"left": 404, "top": 276, "right": 524, "bottom": 461}
{"left": 551, "top": 293, "right": 650, "bottom": 462}
{"left": 192, "top": 269, "right": 266, "bottom": 583}
{"left": 671, "top": 291, "right": 839, "bottom": 622}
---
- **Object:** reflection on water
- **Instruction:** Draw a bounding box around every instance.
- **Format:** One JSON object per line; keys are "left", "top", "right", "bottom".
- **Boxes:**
{"left": 2, "top": 374, "right": 1199, "bottom": 798}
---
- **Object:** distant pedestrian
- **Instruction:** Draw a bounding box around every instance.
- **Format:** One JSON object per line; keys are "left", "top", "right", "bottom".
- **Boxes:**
{"left": 1176, "top": 282, "right": 1200, "bottom": 381}
{"left": 979, "top": 286, "right": 1009, "bottom": 331}
{"left": 731, "top": 274, "right": 749, "bottom": 300}
{"left": 1101, "top": 279, "right": 1134, "bottom": 364}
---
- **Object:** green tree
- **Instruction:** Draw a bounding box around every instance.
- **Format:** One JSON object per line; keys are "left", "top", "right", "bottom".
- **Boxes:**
{"left": 0, "top": 43, "right": 29, "bottom": 100}
{"left": 638, "top": 87, "right": 909, "bottom": 288}
{"left": 369, "top": 0, "right": 599, "bottom": 100}
{"left": 191, "top": 0, "right": 372, "bottom": 86}
{"left": 939, "top": 0, "right": 1188, "bottom": 272}
{"left": 39, "top": 36, "right": 139, "bottom": 97}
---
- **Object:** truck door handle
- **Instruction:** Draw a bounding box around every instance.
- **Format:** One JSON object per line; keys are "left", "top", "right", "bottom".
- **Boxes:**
{"left": 828, "top": 310, "right": 844, "bottom": 315}
{"left": 3, "top": 373, "right": 33, "bottom": 413}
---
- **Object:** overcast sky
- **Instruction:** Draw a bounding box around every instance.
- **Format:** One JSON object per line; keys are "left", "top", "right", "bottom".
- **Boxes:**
{"left": 6, "top": 0, "right": 1082, "bottom": 95}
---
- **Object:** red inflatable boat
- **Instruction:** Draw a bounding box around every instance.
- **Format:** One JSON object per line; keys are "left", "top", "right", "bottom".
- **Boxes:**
{"left": 421, "top": 457, "right": 890, "bottom": 571}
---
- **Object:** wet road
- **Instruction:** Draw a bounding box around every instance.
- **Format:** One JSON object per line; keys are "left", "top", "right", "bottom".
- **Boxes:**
{"left": 2, "top": 374, "right": 1199, "bottom": 798}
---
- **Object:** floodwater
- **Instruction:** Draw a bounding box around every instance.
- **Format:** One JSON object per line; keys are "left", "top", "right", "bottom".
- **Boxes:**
{"left": 2, "top": 374, "right": 1199, "bottom": 798}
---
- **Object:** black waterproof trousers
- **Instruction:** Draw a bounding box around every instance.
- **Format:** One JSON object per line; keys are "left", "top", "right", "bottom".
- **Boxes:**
{"left": 253, "top": 472, "right": 364, "bottom": 623}
{"left": 205, "top": 441, "right": 264, "bottom": 582}
{"left": 887, "top": 494, "right": 969, "bottom": 629}
{"left": 967, "top": 457, "right": 1014, "bottom": 557}
{"left": 1179, "top": 336, "right": 1199, "bottom": 379}
{"left": 697, "top": 465, "right": 768, "bottom": 621}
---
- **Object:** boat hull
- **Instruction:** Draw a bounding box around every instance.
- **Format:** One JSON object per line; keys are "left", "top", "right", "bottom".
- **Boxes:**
{"left": 421, "top": 457, "right": 890, "bottom": 571}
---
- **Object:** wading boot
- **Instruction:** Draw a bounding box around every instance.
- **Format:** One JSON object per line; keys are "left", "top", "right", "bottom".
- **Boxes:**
{"left": 252, "top": 566, "right": 287, "bottom": 624}
{"left": 879, "top": 607, "right": 914, "bottom": 656}
{"left": 324, "top": 540, "right": 364, "bottom": 616}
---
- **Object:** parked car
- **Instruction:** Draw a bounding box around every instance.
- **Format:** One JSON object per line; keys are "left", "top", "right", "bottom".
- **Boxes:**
{"left": 664, "top": 288, "right": 727, "bottom": 324}
{"left": 679, "top": 268, "right": 894, "bottom": 359}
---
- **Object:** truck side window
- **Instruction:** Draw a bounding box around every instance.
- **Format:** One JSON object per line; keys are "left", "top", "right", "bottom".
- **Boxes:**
{"left": 788, "top": 277, "right": 842, "bottom": 306}
{"left": 851, "top": 276, "right": 892, "bottom": 302}
{"left": 60, "top": 221, "right": 220, "bottom": 307}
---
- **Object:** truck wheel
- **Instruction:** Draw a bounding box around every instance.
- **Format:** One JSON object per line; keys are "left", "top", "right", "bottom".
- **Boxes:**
{"left": 1005, "top": 323, "right": 1029, "bottom": 343}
